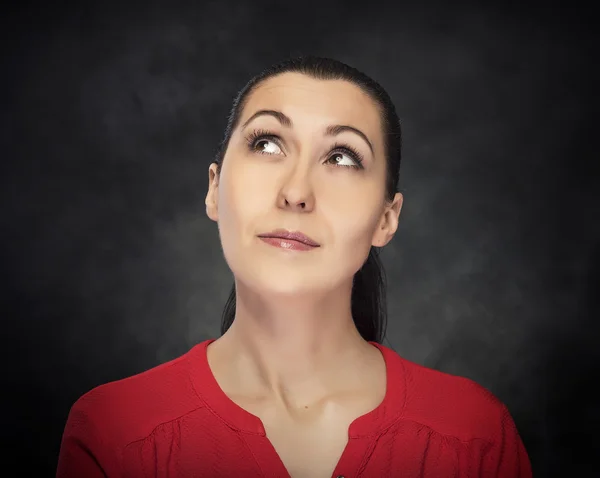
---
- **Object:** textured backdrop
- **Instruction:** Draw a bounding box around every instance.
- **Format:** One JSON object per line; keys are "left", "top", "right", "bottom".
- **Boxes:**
{"left": 1, "top": 1, "right": 597, "bottom": 475}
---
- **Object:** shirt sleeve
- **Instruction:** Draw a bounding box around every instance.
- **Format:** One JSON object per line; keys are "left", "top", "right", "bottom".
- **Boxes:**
{"left": 56, "top": 400, "right": 118, "bottom": 478}
{"left": 482, "top": 404, "right": 532, "bottom": 478}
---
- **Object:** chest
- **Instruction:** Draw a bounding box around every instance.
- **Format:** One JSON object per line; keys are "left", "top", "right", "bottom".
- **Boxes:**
{"left": 262, "top": 414, "right": 351, "bottom": 478}
{"left": 242, "top": 387, "right": 385, "bottom": 478}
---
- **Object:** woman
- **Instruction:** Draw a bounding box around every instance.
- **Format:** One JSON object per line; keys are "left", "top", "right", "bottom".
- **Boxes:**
{"left": 57, "top": 56, "right": 532, "bottom": 477}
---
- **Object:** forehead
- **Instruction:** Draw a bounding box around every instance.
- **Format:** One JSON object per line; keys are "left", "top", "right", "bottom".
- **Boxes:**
{"left": 241, "top": 72, "right": 383, "bottom": 141}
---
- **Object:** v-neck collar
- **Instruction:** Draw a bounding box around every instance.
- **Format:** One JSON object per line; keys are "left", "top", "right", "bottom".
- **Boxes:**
{"left": 189, "top": 338, "right": 407, "bottom": 476}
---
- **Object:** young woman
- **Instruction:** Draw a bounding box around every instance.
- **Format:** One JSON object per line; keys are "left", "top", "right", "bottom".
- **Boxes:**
{"left": 57, "top": 56, "right": 532, "bottom": 477}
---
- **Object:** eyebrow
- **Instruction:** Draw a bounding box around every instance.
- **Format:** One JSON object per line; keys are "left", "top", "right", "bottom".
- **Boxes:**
{"left": 240, "top": 109, "right": 375, "bottom": 156}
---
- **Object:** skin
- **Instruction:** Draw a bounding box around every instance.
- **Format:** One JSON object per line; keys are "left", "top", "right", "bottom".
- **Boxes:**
{"left": 205, "top": 72, "right": 403, "bottom": 418}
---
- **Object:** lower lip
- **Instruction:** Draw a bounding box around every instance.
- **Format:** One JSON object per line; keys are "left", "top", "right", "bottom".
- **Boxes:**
{"left": 258, "top": 237, "right": 319, "bottom": 251}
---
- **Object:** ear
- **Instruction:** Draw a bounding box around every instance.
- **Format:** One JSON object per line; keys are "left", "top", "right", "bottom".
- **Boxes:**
{"left": 205, "top": 162, "right": 220, "bottom": 222}
{"left": 371, "top": 192, "right": 403, "bottom": 247}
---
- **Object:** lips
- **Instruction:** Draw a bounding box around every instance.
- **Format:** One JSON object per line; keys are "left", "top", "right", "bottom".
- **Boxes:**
{"left": 257, "top": 229, "right": 320, "bottom": 247}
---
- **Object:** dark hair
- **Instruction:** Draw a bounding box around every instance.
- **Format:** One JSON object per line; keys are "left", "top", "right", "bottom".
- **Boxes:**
{"left": 212, "top": 55, "right": 402, "bottom": 344}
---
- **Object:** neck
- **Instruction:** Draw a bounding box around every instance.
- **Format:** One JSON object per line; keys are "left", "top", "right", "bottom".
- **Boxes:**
{"left": 210, "top": 279, "right": 374, "bottom": 409}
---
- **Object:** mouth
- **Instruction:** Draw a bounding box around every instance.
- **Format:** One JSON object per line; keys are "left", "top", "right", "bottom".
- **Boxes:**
{"left": 257, "top": 229, "right": 320, "bottom": 250}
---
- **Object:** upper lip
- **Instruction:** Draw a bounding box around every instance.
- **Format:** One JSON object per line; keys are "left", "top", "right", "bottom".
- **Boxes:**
{"left": 257, "top": 229, "right": 320, "bottom": 247}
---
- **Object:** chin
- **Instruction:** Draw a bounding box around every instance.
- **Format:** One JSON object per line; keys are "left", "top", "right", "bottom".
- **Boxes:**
{"left": 265, "top": 282, "right": 321, "bottom": 298}
{"left": 234, "top": 267, "right": 331, "bottom": 298}
{"left": 255, "top": 273, "right": 322, "bottom": 297}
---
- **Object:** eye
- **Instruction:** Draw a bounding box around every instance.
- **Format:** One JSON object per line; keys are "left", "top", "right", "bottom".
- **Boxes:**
{"left": 326, "top": 152, "right": 359, "bottom": 168}
{"left": 325, "top": 143, "right": 364, "bottom": 170}
{"left": 245, "top": 129, "right": 284, "bottom": 156}
{"left": 254, "top": 138, "right": 283, "bottom": 155}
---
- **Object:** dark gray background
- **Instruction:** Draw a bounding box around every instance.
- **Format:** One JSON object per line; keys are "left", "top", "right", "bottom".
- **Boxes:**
{"left": 1, "top": 1, "right": 597, "bottom": 476}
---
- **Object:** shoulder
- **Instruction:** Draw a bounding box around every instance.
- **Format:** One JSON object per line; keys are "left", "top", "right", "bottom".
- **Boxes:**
{"left": 384, "top": 345, "right": 509, "bottom": 442}
{"left": 67, "top": 342, "right": 207, "bottom": 448}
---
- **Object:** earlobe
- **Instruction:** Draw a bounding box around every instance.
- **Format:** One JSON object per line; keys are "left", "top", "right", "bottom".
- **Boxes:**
{"left": 205, "top": 163, "right": 220, "bottom": 222}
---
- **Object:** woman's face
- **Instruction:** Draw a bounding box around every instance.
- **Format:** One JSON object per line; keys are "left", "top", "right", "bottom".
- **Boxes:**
{"left": 206, "top": 72, "right": 402, "bottom": 297}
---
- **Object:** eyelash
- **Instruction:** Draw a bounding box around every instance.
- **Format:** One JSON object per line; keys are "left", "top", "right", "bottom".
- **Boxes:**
{"left": 243, "top": 128, "right": 365, "bottom": 170}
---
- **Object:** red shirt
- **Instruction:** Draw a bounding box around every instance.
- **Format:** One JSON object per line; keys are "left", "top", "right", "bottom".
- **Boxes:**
{"left": 57, "top": 339, "right": 532, "bottom": 477}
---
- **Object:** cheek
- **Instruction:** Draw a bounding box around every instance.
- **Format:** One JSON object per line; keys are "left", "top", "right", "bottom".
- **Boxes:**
{"left": 339, "top": 214, "right": 381, "bottom": 260}
{"left": 319, "top": 179, "right": 383, "bottom": 236}
{"left": 217, "top": 161, "right": 270, "bottom": 245}
{"left": 319, "top": 185, "right": 384, "bottom": 262}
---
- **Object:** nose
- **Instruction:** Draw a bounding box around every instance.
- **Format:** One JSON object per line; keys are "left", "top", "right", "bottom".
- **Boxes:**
{"left": 284, "top": 198, "right": 307, "bottom": 210}
{"left": 277, "top": 163, "right": 315, "bottom": 213}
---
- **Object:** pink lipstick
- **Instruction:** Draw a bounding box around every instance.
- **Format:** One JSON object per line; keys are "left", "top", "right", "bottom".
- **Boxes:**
{"left": 257, "top": 229, "right": 320, "bottom": 251}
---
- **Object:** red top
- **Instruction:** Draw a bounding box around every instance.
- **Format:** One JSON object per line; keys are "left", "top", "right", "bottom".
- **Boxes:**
{"left": 57, "top": 339, "right": 532, "bottom": 477}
